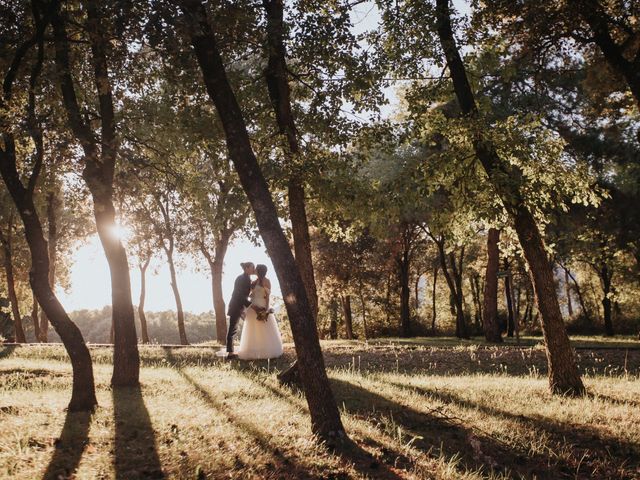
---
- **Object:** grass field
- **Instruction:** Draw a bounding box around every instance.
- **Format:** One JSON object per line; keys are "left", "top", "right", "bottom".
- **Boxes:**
{"left": 0, "top": 338, "right": 639, "bottom": 479}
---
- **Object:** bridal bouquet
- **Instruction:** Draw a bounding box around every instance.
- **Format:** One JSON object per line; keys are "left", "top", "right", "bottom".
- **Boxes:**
{"left": 256, "top": 307, "right": 275, "bottom": 322}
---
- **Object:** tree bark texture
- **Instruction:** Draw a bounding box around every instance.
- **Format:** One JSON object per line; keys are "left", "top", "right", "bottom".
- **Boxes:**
{"left": 179, "top": 0, "right": 345, "bottom": 441}
{"left": 263, "top": 0, "right": 319, "bottom": 322}
{"left": 0, "top": 124, "right": 97, "bottom": 412}
{"left": 436, "top": 0, "right": 584, "bottom": 395}
{"left": 53, "top": 2, "right": 139, "bottom": 386}
{"left": 39, "top": 190, "right": 58, "bottom": 342}
{"left": 483, "top": 228, "right": 502, "bottom": 342}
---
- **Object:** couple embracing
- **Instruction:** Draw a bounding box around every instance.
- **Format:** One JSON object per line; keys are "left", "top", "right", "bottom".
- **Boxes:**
{"left": 225, "top": 262, "right": 283, "bottom": 360}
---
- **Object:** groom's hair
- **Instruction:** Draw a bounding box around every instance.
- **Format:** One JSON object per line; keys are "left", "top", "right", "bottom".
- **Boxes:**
{"left": 240, "top": 262, "right": 255, "bottom": 270}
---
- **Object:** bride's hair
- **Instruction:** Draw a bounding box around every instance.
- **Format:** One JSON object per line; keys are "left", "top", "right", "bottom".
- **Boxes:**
{"left": 254, "top": 264, "right": 268, "bottom": 286}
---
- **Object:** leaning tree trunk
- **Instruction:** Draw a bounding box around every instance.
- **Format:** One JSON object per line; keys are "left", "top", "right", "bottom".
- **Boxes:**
{"left": 341, "top": 294, "right": 354, "bottom": 339}
{"left": 165, "top": 244, "right": 188, "bottom": 345}
{"left": 138, "top": 258, "right": 150, "bottom": 344}
{"left": 39, "top": 190, "right": 58, "bottom": 342}
{"left": 53, "top": 3, "right": 139, "bottom": 387}
{"left": 0, "top": 146, "right": 97, "bottom": 412}
{"left": 263, "top": 0, "right": 319, "bottom": 322}
{"left": 180, "top": 0, "right": 345, "bottom": 442}
{"left": 436, "top": 0, "right": 584, "bottom": 395}
{"left": 0, "top": 229, "right": 26, "bottom": 343}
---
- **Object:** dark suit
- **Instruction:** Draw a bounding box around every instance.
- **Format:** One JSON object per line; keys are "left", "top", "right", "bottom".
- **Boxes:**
{"left": 226, "top": 273, "right": 252, "bottom": 352}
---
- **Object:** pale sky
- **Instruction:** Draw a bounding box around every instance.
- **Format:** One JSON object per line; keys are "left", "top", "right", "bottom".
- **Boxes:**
{"left": 57, "top": 235, "right": 280, "bottom": 313}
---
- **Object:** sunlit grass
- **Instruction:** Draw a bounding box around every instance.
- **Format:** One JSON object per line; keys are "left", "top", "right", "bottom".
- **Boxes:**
{"left": 0, "top": 342, "right": 638, "bottom": 479}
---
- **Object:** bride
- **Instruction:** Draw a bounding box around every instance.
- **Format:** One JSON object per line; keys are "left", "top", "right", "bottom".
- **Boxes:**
{"left": 237, "top": 264, "right": 283, "bottom": 360}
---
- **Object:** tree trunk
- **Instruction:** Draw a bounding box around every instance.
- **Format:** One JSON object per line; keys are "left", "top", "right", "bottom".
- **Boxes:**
{"left": 435, "top": 238, "right": 469, "bottom": 339}
{"left": 288, "top": 182, "right": 319, "bottom": 322}
{"left": 359, "top": 289, "right": 368, "bottom": 340}
{"left": 138, "top": 259, "right": 150, "bottom": 344}
{"left": 0, "top": 227, "right": 26, "bottom": 343}
{"left": 165, "top": 244, "right": 188, "bottom": 345}
{"left": 436, "top": 0, "right": 585, "bottom": 395}
{"left": 414, "top": 273, "right": 420, "bottom": 312}
{"left": 504, "top": 262, "right": 515, "bottom": 338}
{"left": 329, "top": 297, "right": 338, "bottom": 339}
{"left": 0, "top": 144, "right": 97, "bottom": 413}
{"left": 53, "top": 3, "right": 139, "bottom": 387}
{"left": 39, "top": 191, "right": 58, "bottom": 343}
{"left": 263, "top": 0, "right": 319, "bottom": 323}
{"left": 600, "top": 264, "right": 614, "bottom": 336}
{"left": 449, "top": 248, "right": 468, "bottom": 339}
{"left": 431, "top": 264, "right": 438, "bottom": 334}
{"left": 181, "top": 0, "right": 345, "bottom": 442}
{"left": 483, "top": 228, "right": 502, "bottom": 342}
{"left": 341, "top": 294, "right": 354, "bottom": 339}
{"left": 208, "top": 234, "right": 230, "bottom": 344}
{"left": 565, "top": 268, "right": 573, "bottom": 317}
{"left": 561, "top": 264, "right": 591, "bottom": 322}
{"left": 31, "top": 293, "right": 40, "bottom": 341}
{"left": 398, "top": 250, "right": 412, "bottom": 337}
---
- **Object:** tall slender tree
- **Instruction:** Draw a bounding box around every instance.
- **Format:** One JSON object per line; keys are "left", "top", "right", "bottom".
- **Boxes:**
{"left": 52, "top": 2, "right": 139, "bottom": 386}
{"left": 263, "top": 0, "right": 319, "bottom": 321}
{"left": 178, "top": 0, "right": 346, "bottom": 442}
{"left": 435, "top": 0, "right": 584, "bottom": 395}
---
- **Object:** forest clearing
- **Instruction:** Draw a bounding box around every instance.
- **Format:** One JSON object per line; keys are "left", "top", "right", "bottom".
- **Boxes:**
{"left": 1, "top": 339, "right": 638, "bottom": 479}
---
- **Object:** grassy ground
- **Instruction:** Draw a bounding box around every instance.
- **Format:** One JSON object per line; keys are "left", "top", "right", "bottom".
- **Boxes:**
{"left": 0, "top": 340, "right": 638, "bottom": 479}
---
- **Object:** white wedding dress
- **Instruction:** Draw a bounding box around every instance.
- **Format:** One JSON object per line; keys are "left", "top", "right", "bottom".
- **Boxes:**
{"left": 238, "top": 284, "right": 283, "bottom": 360}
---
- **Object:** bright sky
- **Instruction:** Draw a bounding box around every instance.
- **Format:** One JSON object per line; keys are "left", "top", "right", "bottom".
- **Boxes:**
{"left": 57, "top": 235, "right": 280, "bottom": 313}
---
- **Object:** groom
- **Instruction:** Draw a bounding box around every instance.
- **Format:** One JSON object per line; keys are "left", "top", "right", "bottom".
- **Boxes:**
{"left": 226, "top": 262, "right": 255, "bottom": 358}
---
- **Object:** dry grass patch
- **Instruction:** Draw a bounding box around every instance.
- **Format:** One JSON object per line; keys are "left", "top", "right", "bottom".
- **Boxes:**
{"left": 0, "top": 342, "right": 638, "bottom": 479}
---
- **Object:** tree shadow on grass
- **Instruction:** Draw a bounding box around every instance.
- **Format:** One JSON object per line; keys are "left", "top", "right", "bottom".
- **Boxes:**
{"left": 42, "top": 410, "right": 92, "bottom": 480}
{"left": 0, "top": 345, "right": 16, "bottom": 360}
{"left": 229, "top": 367, "right": 412, "bottom": 480}
{"left": 161, "top": 349, "right": 325, "bottom": 479}
{"left": 112, "top": 385, "right": 164, "bottom": 479}
{"left": 387, "top": 381, "right": 640, "bottom": 480}
{"left": 328, "top": 377, "right": 564, "bottom": 479}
